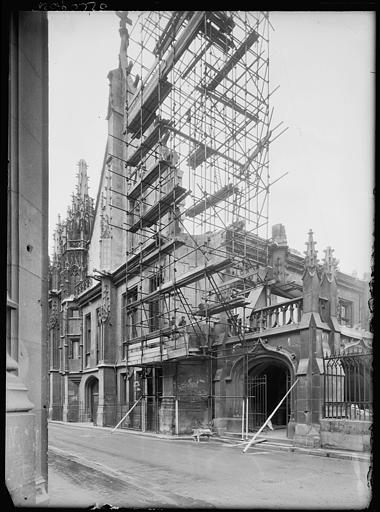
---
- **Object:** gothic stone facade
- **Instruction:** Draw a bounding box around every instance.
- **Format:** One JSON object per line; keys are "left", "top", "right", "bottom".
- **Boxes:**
{"left": 49, "top": 215, "right": 372, "bottom": 450}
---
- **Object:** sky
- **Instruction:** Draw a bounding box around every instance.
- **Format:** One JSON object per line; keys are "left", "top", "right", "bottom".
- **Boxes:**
{"left": 48, "top": 11, "right": 375, "bottom": 278}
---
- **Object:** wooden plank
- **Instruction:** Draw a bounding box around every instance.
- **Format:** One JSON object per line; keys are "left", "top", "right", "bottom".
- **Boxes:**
{"left": 204, "top": 30, "right": 259, "bottom": 91}
{"left": 166, "top": 125, "right": 243, "bottom": 169}
{"left": 185, "top": 184, "right": 239, "bottom": 217}
{"left": 125, "top": 257, "right": 233, "bottom": 309}
{"left": 127, "top": 160, "right": 173, "bottom": 200}
{"left": 126, "top": 120, "right": 172, "bottom": 167}
{"left": 153, "top": 11, "right": 189, "bottom": 57}
{"left": 127, "top": 79, "right": 173, "bottom": 135}
{"left": 127, "top": 185, "right": 189, "bottom": 233}
{"left": 196, "top": 87, "right": 259, "bottom": 124}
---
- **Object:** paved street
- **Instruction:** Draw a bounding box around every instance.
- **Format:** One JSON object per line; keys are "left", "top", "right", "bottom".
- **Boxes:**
{"left": 49, "top": 422, "right": 372, "bottom": 509}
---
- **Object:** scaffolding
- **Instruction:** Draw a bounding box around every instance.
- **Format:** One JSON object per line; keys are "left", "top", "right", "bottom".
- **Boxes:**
{"left": 108, "top": 11, "right": 284, "bottom": 366}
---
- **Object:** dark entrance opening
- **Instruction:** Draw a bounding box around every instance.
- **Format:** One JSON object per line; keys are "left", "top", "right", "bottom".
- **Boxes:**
{"left": 146, "top": 367, "right": 162, "bottom": 432}
{"left": 247, "top": 361, "right": 290, "bottom": 429}
{"left": 86, "top": 377, "right": 99, "bottom": 424}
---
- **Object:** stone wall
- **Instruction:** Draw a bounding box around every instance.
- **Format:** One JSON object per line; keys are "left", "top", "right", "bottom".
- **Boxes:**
{"left": 160, "top": 360, "right": 210, "bottom": 434}
{"left": 320, "top": 419, "right": 371, "bottom": 452}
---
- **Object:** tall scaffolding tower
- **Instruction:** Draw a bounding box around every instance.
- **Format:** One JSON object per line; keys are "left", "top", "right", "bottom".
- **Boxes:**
{"left": 110, "top": 12, "right": 284, "bottom": 363}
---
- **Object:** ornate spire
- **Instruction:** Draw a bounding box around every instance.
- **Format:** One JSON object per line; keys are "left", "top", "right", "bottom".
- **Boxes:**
{"left": 304, "top": 229, "right": 319, "bottom": 276}
{"left": 322, "top": 246, "right": 339, "bottom": 283}
{"left": 77, "top": 159, "right": 89, "bottom": 198}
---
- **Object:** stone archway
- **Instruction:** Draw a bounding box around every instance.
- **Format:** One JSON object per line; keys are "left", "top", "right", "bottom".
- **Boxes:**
{"left": 247, "top": 360, "right": 291, "bottom": 427}
{"left": 85, "top": 376, "right": 99, "bottom": 424}
{"left": 225, "top": 341, "right": 296, "bottom": 431}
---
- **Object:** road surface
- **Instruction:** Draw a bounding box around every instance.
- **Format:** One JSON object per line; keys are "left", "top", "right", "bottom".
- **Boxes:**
{"left": 49, "top": 422, "right": 372, "bottom": 509}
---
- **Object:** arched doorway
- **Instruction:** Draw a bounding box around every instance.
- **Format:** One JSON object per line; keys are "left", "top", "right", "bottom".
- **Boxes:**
{"left": 85, "top": 377, "right": 99, "bottom": 423}
{"left": 247, "top": 360, "right": 291, "bottom": 429}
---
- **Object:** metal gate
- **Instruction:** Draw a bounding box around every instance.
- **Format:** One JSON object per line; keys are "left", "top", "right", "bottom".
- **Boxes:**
{"left": 247, "top": 375, "right": 267, "bottom": 429}
{"left": 285, "top": 373, "right": 292, "bottom": 424}
{"left": 247, "top": 372, "right": 292, "bottom": 430}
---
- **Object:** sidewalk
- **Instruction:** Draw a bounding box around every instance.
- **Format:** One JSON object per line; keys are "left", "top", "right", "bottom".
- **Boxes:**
{"left": 49, "top": 420, "right": 371, "bottom": 462}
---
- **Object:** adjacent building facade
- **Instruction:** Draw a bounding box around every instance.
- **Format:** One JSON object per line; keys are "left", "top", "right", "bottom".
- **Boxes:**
{"left": 6, "top": 11, "right": 49, "bottom": 506}
{"left": 48, "top": 11, "right": 372, "bottom": 452}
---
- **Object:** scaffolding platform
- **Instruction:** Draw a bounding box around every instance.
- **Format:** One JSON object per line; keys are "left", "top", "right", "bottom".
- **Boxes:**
{"left": 128, "top": 185, "right": 189, "bottom": 233}
{"left": 160, "top": 11, "right": 207, "bottom": 80}
{"left": 205, "top": 11, "right": 235, "bottom": 35}
{"left": 199, "top": 18, "right": 235, "bottom": 53}
{"left": 195, "top": 87, "right": 259, "bottom": 124}
{"left": 217, "top": 269, "right": 267, "bottom": 291}
{"left": 127, "top": 237, "right": 186, "bottom": 276}
{"left": 187, "top": 143, "right": 217, "bottom": 170}
{"left": 153, "top": 11, "right": 190, "bottom": 57}
{"left": 126, "top": 326, "right": 174, "bottom": 345}
{"left": 127, "top": 159, "right": 174, "bottom": 201}
{"left": 271, "top": 282, "right": 303, "bottom": 299}
{"left": 126, "top": 120, "right": 172, "bottom": 167}
{"left": 127, "top": 78, "right": 173, "bottom": 135}
{"left": 224, "top": 230, "right": 269, "bottom": 265}
{"left": 185, "top": 184, "right": 239, "bottom": 217}
{"left": 125, "top": 257, "right": 233, "bottom": 309}
{"left": 203, "top": 29, "right": 259, "bottom": 91}
{"left": 194, "top": 296, "right": 249, "bottom": 317}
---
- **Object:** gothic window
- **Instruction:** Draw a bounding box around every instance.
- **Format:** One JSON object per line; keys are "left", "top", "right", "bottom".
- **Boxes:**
{"left": 122, "top": 293, "right": 127, "bottom": 342}
{"left": 50, "top": 329, "right": 60, "bottom": 368}
{"left": 134, "top": 370, "right": 143, "bottom": 400}
{"left": 84, "top": 313, "right": 91, "bottom": 367}
{"left": 338, "top": 299, "right": 353, "bottom": 327}
{"left": 149, "top": 268, "right": 163, "bottom": 332}
{"left": 125, "top": 287, "right": 138, "bottom": 340}
{"left": 95, "top": 308, "right": 101, "bottom": 364}
{"left": 120, "top": 374, "right": 127, "bottom": 405}
{"left": 69, "top": 338, "right": 80, "bottom": 359}
{"left": 128, "top": 371, "right": 135, "bottom": 403}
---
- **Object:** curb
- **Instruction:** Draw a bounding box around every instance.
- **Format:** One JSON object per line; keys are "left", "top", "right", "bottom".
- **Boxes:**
{"left": 256, "top": 442, "right": 371, "bottom": 462}
{"left": 49, "top": 421, "right": 371, "bottom": 462}
{"left": 49, "top": 420, "right": 195, "bottom": 441}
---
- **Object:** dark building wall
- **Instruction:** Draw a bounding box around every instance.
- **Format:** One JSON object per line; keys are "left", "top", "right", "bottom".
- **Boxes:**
{"left": 175, "top": 361, "right": 210, "bottom": 433}
{"left": 6, "top": 11, "right": 49, "bottom": 505}
{"left": 50, "top": 371, "right": 63, "bottom": 420}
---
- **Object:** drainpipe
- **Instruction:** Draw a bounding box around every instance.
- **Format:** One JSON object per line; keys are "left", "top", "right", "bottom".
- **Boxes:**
{"left": 241, "top": 398, "right": 245, "bottom": 440}
{"left": 175, "top": 398, "right": 179, "bottom": 436}
{"left": 245, "top": 397, "right": 249, "bottom": 439}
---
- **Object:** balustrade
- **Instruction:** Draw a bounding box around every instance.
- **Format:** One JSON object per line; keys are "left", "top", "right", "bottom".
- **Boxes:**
{"left": 64, "top": 240, "right": 87, "bottom": 251}
{"left": 75, "top": 276, "right": 93, "bottom": 297}
{"left": 249, "top": 298, "right": 303, "bottom": 334}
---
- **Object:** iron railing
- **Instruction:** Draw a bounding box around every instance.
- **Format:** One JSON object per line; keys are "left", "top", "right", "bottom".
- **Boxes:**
{"left": 323, "top": 346, "right": 372, "bottom": 420}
